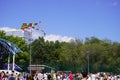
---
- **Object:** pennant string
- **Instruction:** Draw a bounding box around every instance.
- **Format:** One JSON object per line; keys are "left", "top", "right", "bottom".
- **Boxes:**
{"left": 21, "top": 22, "right": 46, "bottom": 36}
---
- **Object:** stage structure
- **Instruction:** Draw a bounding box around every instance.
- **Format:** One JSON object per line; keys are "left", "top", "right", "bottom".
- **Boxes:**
{"left": 21, "top": 22, "right": 46, "bottom": 74}
{"left": 0, "top": 38, "right": 22, "bottom": 71}
{"left": 28, "top": 65, "right": 55, "bottom": 73}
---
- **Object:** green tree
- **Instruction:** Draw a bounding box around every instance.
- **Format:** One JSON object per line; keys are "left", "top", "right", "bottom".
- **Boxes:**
{"left": 0, "top": 30, "right": 29, "bottom": 71}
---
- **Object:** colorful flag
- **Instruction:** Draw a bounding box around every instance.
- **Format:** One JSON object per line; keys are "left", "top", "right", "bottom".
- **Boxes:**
{"left": 21, "top": 22, "right": 46, "bottom": 36}
{"left": 21, "top": 23, "right": 28, "bottom": 30}
{"left": 34, "top": 23, "right": 38, "bottom": 25}
{"left": 32, "top": 23, "right": 34, "bottom": 27}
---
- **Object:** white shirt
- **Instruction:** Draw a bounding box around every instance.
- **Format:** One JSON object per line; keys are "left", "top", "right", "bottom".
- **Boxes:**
{"left": 37, "top": 73, "right": 43, "bottom": 79}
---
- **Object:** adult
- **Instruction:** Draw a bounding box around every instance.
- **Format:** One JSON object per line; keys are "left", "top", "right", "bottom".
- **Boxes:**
{"left": 68, "top": 72, "right": 73, "bottom": 80}
{"left": 0, "top": 71, "right": 5, "bottom": 80}
{"left": 81, "top": 72, "right": 88, "bottom": 80}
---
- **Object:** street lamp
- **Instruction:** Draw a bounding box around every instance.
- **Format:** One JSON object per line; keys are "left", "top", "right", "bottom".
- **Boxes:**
{"left": 24, "top": 30, "right": 33, "bottom": 74}
{"left": 29, "top": 38, "right": 32, "bottom": 74}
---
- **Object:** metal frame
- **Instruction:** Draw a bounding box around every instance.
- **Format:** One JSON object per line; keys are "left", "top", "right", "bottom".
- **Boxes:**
{"left": 0, "top": 38, "right": 22, "bottom": 71}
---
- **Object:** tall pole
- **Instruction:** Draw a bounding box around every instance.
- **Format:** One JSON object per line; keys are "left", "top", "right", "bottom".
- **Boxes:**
{"left": 29, "top": 31, "right": 32, "bottom": 74}
{"left": 88, "top": 54, "right": 89, "bottom": 73}
{"left": 29, "top": 40, "right": 32, "bottom": 74}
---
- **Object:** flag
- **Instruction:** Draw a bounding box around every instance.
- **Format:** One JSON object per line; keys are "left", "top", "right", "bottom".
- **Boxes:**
{"left": 44, "top": 32, "right": 46, "bottom": 36}
{"left": 21, "top": 23, "right": 28, "bottom": 30}
{"left": 32, "top": 23, "right": 34, "bottom": 27}
{"left": 21, "top": 22, "right": 46, "bottom": 36}
{"left": 30, "top": 23, "right": 32, "bottom": 27}
{"left": 34, "top": 23, "right": 38, "bottom": 25}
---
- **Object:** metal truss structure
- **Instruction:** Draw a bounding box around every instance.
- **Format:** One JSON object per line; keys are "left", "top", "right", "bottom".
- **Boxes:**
{"left": 0, "top": 38, "right": 22, "bottom": 71}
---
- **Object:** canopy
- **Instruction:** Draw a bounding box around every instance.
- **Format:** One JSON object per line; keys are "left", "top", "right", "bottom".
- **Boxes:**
{"left": 0, "top": 38, "right": 21, "bottom": 57}
{"left": 4, "top": 63, "right": 22, "bottom": 72}
{"left": 0, "top": 38, "right": 22, "bottom": 71}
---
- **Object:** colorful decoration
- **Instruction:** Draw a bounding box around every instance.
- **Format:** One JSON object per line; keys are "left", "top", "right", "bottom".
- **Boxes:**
{"left": 21, "top": 22, "right": 40, "bottom": 30}
{"left": 21, "top": 22, "right": 46, "bottom": 36}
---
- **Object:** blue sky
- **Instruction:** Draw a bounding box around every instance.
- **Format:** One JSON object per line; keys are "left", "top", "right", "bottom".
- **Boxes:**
{"left": 0, "top": 0, "right": 120, "bottom": 42}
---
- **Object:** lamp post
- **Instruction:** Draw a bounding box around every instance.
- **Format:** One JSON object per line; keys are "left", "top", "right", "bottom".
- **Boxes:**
{"left": 25, "top": 30, "right": 33, "bottom": 74}
{"left": 87, "top": 54, "right": 89, "bottom": 73}
{"left": 29, "top": 38, "right": 32, "bottom": 74}
{"left": 86, "top": 51, "right": 90, "bottom": 73}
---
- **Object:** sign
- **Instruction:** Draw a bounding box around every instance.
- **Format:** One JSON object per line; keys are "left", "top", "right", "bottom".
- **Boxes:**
{"left": 27, "top": 66, "right": 44, "bottom": 71}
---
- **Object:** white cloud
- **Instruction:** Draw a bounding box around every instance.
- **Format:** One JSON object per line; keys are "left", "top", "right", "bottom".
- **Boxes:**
{"left": 0, "top": 27, "right": 24, "bottom": 37}
{"left": 0, "top": 27, "right": 23, "bottom": 32}
{"left": 32, "top": 31, "right": 75, "bottom": 42}
{"left": 0, "top": 27, "right": 75, "bottom": 42}
{"left": 44, "top": 34, "right": 75, "bottom": 42}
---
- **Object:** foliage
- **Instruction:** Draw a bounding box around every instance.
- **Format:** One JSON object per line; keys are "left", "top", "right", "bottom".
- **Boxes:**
{"left": 0, "top": 30, "right": 120, "bottom": 74}
{"left": 31, "top": 36, "right": 120, "bottom": 74}
{"left": 0, "top": 30, "right": 29, "bottom": 71}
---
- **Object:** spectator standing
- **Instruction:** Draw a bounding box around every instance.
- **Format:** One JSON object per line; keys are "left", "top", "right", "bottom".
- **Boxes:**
{"left": 81, "top": 72, "right": 88, "bottom": 80}
{"left": 68, "top": 72, "right": 73, "bottom": 80}
{"left": 0, "top": 71, "right": 5, "bottom": 80}
{"left": 9, "top": 74, "right": 15, "bottom": 80}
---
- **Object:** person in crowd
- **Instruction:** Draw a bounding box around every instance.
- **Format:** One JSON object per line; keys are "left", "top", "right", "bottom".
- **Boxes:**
{"left": 5, "top": 72, "right": 9, "bottom": 79}
{"left": 68, "top": 72, "right": 73, "bottom": 80}
{"left": 16, "top": 74, "right": 21, "bottom": 80}
{"left": 47, "top": 73, "right": 52, "bottom": 80}
{"left": 56, "top": 73, "right": 61, "bottom": 80}
{"left": 0, "top": 71, "right": 5, "bottom": 80}
{"left": 26, "top": 74, "right": 32, "bottom": 80}
{"left": 52, "top": 72, "right": 56, "bottom": 80}
{"left": 87, "top": 73, "right": 92, "bottom": 80}
{"left": 43, "top": 73, "right": 47, "bottom": 80}
{"left": 33, "top": 73, "right": 38, "bottom": 80}
{"left": 8, "top": 74, "right": 15, "bottom": 80}
{"left": 81, "top": 72, "right": 88, "bottom": 80}
{"left": 37, "top": 70, "right": 43, "bottom": 80}
{"left": 20, "top": 72, "right": 26, "bottom": 80}
{"left": 104, "top": 74, "right": 108, "bottom": 80}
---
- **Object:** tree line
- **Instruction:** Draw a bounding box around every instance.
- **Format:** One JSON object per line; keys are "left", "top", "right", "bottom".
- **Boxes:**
{"left": 0, "top": 30, "right": 120, "bottom": 74}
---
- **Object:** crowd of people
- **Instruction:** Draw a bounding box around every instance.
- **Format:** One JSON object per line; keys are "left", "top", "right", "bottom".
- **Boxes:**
{"left": 0, "top": 70, "right": 120, "bottom": 80}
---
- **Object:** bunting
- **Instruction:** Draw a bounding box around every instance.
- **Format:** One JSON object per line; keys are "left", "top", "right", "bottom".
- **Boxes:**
{"left": 21, "top": 22, "right": 46, "bottom": 36}
{"left": 21, "top": 22, "right": 39, "bottom": 30}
